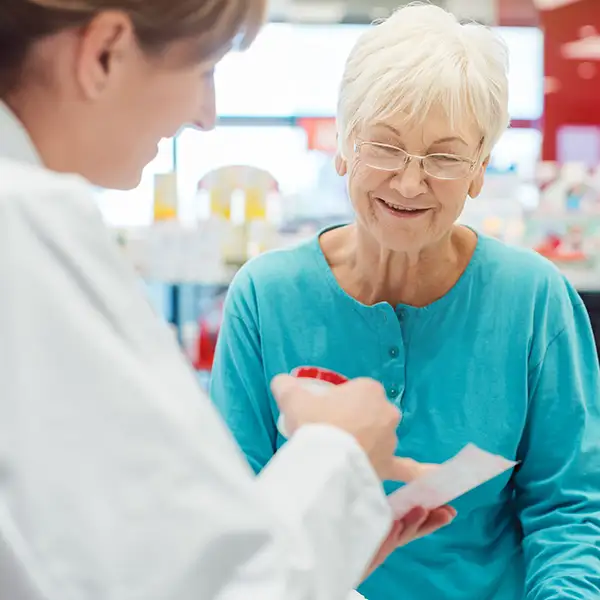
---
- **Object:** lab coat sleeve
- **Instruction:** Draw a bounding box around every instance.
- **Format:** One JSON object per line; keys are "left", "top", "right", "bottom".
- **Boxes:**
{"left": 514, "top": 294, "right": 600, "bottom": 599}
{"left": 216, "top": 425, "right": 392, "bottom": 600}
{"left": 0, "top": 166, "right": 391, "bottom": 600}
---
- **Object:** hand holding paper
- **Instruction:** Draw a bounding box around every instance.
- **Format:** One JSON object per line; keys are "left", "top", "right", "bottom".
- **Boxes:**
{"left": 358, "top": 445, "right": 514, "bottom": 591}
{"left": 388, "top": 444, "right": 517, "bottom": 517}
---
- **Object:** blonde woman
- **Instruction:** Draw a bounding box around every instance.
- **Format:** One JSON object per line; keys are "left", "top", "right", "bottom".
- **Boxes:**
{"left": 0, "top": 1, "right": 454, "bottom": 599}
{"left": 212, "top": 4, "right": 600, "bottom": 600}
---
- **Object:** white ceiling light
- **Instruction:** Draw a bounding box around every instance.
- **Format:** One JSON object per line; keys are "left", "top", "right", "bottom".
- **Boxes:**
{"left": 287, "top": 1, "right": 346, "bottom": 22}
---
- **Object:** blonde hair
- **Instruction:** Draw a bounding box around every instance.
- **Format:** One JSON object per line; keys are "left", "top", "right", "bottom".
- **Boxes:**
{"left": 337, "top": 2, "right": 510, "bottom": 158}
{"left": 0, "top": 0, "right": 267, "bottom": 96}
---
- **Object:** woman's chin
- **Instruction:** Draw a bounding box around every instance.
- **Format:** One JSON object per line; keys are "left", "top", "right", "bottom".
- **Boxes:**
{"left": 366, "top": 218, "right": 433, "bottom": 254}
{"left": 96, "top": 169, "right": 144, "bottom": 191}
{"left": 107, "top": 147, "right": 158, "bottom": 190}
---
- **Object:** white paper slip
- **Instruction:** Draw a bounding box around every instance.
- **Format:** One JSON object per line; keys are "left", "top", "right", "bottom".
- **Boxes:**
{"left": 388, "top": 444, "right": 517, "bottom": 517}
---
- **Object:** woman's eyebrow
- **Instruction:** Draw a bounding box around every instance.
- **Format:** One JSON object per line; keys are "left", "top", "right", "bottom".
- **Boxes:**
{"left": 369, "top": 123, "right": 404, "bottom": 139}
{"left": 431, "top": 136, "right": 468, "bottom": 146}
{"left": 372, "top": 126, "right": 469, "bottom": 150}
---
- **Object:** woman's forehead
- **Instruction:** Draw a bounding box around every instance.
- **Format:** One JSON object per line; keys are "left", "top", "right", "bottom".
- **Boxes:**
{"left": 364, "top": 107, "right": 481, "bottom": 148}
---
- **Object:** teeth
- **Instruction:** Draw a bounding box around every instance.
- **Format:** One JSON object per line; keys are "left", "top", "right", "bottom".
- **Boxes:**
{"left": 381, "top": 199, "right": 419, "bottom": 211}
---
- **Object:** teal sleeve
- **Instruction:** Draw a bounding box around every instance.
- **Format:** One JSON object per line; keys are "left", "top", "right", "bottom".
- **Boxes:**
{"left": 515, "top": 299, "right": 600, "bottom": 599}
{"left": 210, "top": 283, "right": 277, "bottom": 475}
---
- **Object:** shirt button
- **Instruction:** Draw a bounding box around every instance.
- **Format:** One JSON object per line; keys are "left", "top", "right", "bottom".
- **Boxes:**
{"left": 389, "top": 346, "right": 399, "bottom": 358}
{"left": 388, "top": 386, "right": 399, "bottom": 399}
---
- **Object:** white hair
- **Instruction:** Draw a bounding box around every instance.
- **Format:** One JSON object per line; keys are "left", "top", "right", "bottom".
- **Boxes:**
{"left": 337, "top": 2, "right": 510, "bottom": 159}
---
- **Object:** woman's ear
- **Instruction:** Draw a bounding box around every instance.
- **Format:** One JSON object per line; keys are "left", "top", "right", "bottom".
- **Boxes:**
{"left": 334, "top": 132, "right": 348, "bottom": 176}
{"left": 76, "top": 11, "right": 133, "bottom": 100}
{"left": 468, "top": 156, "right": 490, "bottom": 199}
{"left": 335, "top": 153, "right": 348, "bottom": 177}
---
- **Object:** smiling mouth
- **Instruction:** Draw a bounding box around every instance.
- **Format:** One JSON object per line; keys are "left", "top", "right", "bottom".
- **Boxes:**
{"left": 376, "top": 197, "right": 431, "bottom": 216}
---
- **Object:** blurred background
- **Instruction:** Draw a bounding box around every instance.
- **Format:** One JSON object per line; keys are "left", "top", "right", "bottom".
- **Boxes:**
{"left": 103, "top": 0, "right": 600, "bottom": 385}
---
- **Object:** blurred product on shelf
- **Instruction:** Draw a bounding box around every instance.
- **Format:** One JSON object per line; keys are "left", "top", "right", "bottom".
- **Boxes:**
{"left": 188, "top": 293, "right": 225, "bottom": 372}
{"left": 153, "top": 172, "right": 179, "bottom": 221}
{"left": 196, "top": 165, "right": 279, "bottom": 222}
{"left": 524, "top": 161, "right": 600, "bottom": 290}
{"left": 457, "top": 167, "right": 526, "bottom": 245}
{"left": 115, "top": 220, "right": 235, "bottom": 284}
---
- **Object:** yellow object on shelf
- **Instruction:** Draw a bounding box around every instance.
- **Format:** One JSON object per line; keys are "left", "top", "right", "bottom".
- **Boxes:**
{"left": 245, "top": 186, "right": 267, "bottom": 220}
{"left": 154, "top": 172, "right": 178, "bottom": 221}
{"left": 197, "top": 165, "right": 277, "bottom": 223}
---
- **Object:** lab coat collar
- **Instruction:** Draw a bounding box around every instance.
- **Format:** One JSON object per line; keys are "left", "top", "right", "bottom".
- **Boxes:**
{"left": 0, "top": 101, "right": 42, "bottom": 166}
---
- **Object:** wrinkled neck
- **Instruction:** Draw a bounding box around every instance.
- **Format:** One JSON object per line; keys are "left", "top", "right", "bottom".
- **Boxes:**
{"left": 322, "top": 224, "right": 475, "bottom": 307}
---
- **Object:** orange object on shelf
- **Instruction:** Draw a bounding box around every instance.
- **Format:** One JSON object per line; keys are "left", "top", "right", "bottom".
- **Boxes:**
{"left": 298, "top": 117, "right": 338, "bottom": 154}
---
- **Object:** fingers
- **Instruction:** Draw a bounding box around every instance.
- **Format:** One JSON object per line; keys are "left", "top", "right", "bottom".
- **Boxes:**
{"left": 271, "top": 374, "right": 320, "bottom": 417}
{"left": 440, "top": 505, "right": 457, "bottom": 520}
{"left": 362, "top": 519, "right": 406, "bottom": 580}
{"left": 394, "top": 505, "right": 456, "bottom": 546}
{"left": 270, "top": 374, "right": 302, "bottom": 406}
{"left": 414, "top": 506, "right": 456, "bottom": 539}
{"left": 385, "top": 456, "right": 437, "bottom": 483}
{"left": 272, "top": 375, "right": 324, "bottom": 436}
{"left": 363, "top": 506, "right": 457, "bottom": 581}
{"left": 375, "top": 520, "right": 405, "bottom": 562}
{"left": 395, "top": 507, "right": 429, "bottom": 546}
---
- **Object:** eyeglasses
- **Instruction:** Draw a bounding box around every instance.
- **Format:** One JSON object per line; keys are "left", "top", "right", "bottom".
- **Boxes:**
{"left": 354, "top": 140, "right": 478, "bottom": 180}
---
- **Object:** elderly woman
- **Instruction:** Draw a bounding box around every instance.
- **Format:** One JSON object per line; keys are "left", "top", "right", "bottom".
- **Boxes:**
{"left": 211, "top": 4, "right": 600, "bottom": 600}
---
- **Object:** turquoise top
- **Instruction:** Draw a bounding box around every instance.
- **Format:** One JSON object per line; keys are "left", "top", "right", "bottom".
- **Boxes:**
{"left": 210, "top": 227, "right": 600, "bottom": 600}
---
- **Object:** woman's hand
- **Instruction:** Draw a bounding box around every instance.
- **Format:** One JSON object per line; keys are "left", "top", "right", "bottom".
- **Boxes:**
{"left": 363, "top": 505, "right": 457, "bottom": 580}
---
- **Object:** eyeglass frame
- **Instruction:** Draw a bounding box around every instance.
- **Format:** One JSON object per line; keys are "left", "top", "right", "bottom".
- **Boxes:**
{"left": 353, "top": 138, "right": 483, "bottom": 181}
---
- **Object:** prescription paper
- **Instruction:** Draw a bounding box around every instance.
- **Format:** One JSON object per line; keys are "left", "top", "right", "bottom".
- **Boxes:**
{"left": 388, "top": 444, "right": 517, "bottom": 517}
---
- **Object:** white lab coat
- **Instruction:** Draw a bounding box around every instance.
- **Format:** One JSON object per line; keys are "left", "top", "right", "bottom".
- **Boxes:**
{"left": 0, "top": 102, "right": 388, "bottom": 600}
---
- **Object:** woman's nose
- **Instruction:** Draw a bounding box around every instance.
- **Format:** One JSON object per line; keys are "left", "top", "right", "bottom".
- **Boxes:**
{"left": 193, "top": 81, "right": 217, "bottom": 131}
{"left": 193, "top": 103, "right": 216, "bottom": 132}
{"left": 192, "top": 116, "right": 216, "bottom": 131}
{"left": 390, "top": 158, "right": 427, "bottom": 198}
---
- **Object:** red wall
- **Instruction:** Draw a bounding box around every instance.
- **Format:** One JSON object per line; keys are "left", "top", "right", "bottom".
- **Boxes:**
{"left": 540, "top": 0, "right": 600, "bottom": 160}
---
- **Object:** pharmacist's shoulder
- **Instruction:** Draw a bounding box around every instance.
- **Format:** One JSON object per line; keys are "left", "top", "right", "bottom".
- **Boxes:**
{"left": 476, "top": 233, "right": 584, "bottom": 316}
{"left": 224, "top": 236, "right": 322, "bottom": 311}
{"left": 0, "top": 158, "right": 122, "bottom": 289}
{"left": 0, "top": 157, "right": 87, "bottom": 197}
{"left": 0, "top": 158, "right": 96, "bottom": 225}
{"left": 0, "top": 156, "right": 50, "bottom": 191}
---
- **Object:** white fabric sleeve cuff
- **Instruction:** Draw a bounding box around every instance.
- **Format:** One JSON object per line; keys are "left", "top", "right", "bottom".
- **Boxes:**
{"left": 256, "top": 424, "right": 392, "bottom": 592}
